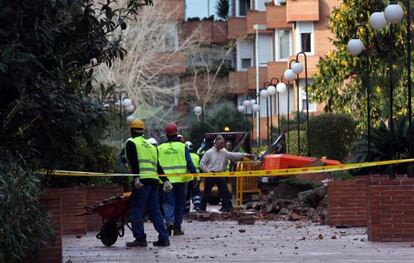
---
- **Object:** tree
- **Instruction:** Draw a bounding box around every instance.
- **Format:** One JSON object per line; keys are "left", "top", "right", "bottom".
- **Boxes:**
{"left": 0, "top": 0, "right": 151, "bottom": 260}
{"left": 181, "top": 41, "right": 237, "bottom": 120}
{"left": 309, "top": 0, "right": 408, "bottom": 132}
{"left": 216, "top": 0, "right": 230, "bottom": 20}
{"left": 95, "top": 1, "right": 203, "bottom": 134}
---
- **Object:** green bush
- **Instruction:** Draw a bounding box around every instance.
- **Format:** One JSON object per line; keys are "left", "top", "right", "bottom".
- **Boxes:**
{"left": 332, "top": 170, "right": 353, "bottom": 180}
{"left": 286, "top": 130, "right": 307, "bottom": 156}
{"left": 308, "top": 113, "right": 356, "bottom": 160}
{"left": 0, "top": 159, "right": 54, "bottom": 262}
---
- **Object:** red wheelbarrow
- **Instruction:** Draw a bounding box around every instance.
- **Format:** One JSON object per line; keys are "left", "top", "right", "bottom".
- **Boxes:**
{"left": 78, "top": 192, "right": 133, "bottom": 246}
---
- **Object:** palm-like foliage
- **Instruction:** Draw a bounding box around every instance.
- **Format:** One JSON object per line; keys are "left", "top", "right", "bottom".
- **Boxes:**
{"left": 351, "top": 117, "right": 411, "bottom": 174}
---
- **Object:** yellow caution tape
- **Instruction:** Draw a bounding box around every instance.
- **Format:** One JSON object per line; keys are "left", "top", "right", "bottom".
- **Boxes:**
{"left": 44, "top": 158, "right": 414, "bottom": 178}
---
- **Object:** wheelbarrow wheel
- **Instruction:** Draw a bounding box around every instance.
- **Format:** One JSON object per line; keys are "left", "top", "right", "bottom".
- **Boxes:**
{"left": 97, "top": 220, "right": 118, "bottom": 246}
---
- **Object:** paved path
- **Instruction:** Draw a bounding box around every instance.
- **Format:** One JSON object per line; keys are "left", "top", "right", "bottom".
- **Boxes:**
{"left": 63, "top": 219, "right": 414, "bottom": 262}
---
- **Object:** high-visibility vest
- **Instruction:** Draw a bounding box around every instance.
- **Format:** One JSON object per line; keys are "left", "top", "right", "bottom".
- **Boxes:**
{"left": 183, "top": 152, "right": 200, "bottom": 182}
{"left": 158, "top": 141, "right": 187, "bottom": 183}
{"left": 126, "top": 136, "right": 160, "bottom": 181}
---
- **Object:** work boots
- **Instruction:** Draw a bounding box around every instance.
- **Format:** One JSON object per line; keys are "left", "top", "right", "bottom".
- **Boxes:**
{"left": 173, "top": 226, "right": 184, "bottom": 236}
{"left": 166, "top": 224, "right": 174, "bottom": 236}
{"left": 153, "top": 239, "right": 170, "bottom": 247}
{"left": 126, "top": 239, "right": 147, "bottom": 247}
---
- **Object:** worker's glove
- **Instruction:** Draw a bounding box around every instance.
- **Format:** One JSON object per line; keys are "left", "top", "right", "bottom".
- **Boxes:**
{"left": 163, "top": 180, "right": 173, "bottom": 192}
{"left": 133, "top": 178, "right": 143, "bottom": 189}
{"left": 192, "top": 178, "right": 200, "bottom": 188}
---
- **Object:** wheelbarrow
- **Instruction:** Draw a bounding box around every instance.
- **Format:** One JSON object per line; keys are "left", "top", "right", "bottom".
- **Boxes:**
{"left": 78, "top": 192, "right": 133, "bottom": 246}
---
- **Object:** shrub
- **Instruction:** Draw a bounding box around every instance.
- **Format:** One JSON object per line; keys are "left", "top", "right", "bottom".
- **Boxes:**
{"left": 308, "top": 113, "right": 356, "bottom": 160}
{"left": 0, "top": 159, "right": 54, "bottom": 262}
{"left": 286, "top": 130, "right": 307, "bottom": 156}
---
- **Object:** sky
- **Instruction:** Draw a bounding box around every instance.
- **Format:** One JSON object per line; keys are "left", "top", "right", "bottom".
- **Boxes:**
{"left": 185, "top": 0, "right": 231, "bottom": 19}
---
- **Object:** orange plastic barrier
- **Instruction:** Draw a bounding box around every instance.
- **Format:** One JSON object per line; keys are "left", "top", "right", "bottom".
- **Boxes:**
{"left": 262, "top": 154, "right": 341, "bottom": 170}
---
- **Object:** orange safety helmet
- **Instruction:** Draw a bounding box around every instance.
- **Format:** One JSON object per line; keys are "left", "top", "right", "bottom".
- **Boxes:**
{"left": 130, "top": 119, "right": 145, "bottom": 130}
{"left": 165, "top": 122, "right": 178, "bottom": 136}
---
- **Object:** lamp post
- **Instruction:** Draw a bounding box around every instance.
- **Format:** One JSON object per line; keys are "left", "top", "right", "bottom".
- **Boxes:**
{"left": 260, "top": 87, "right": 270, "bottom": 145}
{"left": 276, "top": 81, "right": 287, "bottom": 136}
{"left": 242, "top": 99, "right": 253, "bottom": 140}
{"left": 284, "top": 66, "right": 297, "bottom": 154}
{"left": 254, "top": 24, "right": 267, "bottom": 146}
{"left": 194, "top": 106, "right": 202, "bottom": 121}
{"left": 292, "top": 52, "right": 310, "bottom": 156}
{"left": 266, "top": 78, "right": 279, "bottom": 143}
{"left": 108, "top": 91, "right": 135, "bottom": 128}
{"left": 369, "top": 2, "right": 405, "bottom": 179}
{"left": 347, "top": 24, "right": 371, "bottom": 161}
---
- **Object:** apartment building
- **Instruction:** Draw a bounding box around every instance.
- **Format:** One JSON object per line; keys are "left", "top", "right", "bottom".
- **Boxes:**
{"left": 227, "top": 0, "right": 338, "bottom": 140}
{"left": 157, "top": 0, "right": 338, "bottom": 140}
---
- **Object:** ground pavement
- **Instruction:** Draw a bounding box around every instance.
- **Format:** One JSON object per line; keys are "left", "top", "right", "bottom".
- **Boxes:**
{"left": 63, "top": 216, "right": 414, "bottom": 262}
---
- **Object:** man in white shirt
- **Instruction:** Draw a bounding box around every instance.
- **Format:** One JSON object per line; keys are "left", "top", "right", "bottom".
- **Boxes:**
{"left": 199, "top": 135, "right": 253, "bottom": 212}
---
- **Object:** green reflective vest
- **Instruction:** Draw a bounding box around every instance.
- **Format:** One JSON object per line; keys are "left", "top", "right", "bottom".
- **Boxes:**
{"left": 126, "top": 136, "right": 160, "bottom": 181}
{"left": 158, "top": 141, "right": 187, "bottom": 183}
{"left": 183, "top": 152, "right": 200, "bottom": 182}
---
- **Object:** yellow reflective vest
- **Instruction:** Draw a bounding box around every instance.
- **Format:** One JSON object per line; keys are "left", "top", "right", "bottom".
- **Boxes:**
{"left": 183, "top": 152, "right": 200, "bottom": 182}
{"left": 126, "top": 136, "right": 160, "bottom": 181}
{"left": 158, "top": 141, "right": 187, "bottom": 183}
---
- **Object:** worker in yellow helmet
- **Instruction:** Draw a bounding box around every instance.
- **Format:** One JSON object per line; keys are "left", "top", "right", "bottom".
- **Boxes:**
{"left": 125, "top": 119, "right": 170, "bottom": 247}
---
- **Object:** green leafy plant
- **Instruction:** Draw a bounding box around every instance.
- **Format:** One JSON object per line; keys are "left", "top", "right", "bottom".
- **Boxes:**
{"left": 308, "top": 113, "right": 356, "bottom": 160}
{"left": 0, "top": 158, "right": 54, "bottom": 262}
{"left": 216, "top": 0, "right": 230, "bottom": 20}
{"left": 286, "top": 130, "right": 307, "bottom": 156}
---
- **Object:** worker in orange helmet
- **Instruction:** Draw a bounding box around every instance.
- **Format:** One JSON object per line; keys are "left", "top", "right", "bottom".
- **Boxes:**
{"left": 125, "top": 119, "right": 170, "bottom": 247}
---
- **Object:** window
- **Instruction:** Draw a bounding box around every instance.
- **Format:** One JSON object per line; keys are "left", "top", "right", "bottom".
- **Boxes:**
{"left": 241, "top": 58, "right": 252, "bottom": 69}
{"left": 296, "top": 22, "right": 314, "bottom": 54}
{"left": 238, "top": 0, "right": 251, "bottom": 16}
{"left": 163, "top": 24, "right": 178, "bottom": 51}
{"left": 300, "top": 87, "right": 315, "bottom": 112}
{"left": 276, "top": 29, "right": 291, "bottom": 60}
{"left": 301, "top": 33, "right": 311, "bottom": 53}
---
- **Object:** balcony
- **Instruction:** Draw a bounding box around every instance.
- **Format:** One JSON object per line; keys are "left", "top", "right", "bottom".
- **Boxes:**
{"left": 148, "top": 52, "right": 186, "bottom": 74}
{"left": 265, "top": 5, "right": 290, "bottom": 29}
{"left": 164, "top": 0, "right": 185, "bottom": 21}
{"left": 286, "top": 0, "right": 319, "bottom": 22}
{"left": 247, "top": 67, "right": 268, "bottom": 90}
{"left": 228, "top": 71, "right": 248, "bottom": 94}
{"left": 228, "top": 17, "right": 247, "bottom": 39}
{"left": 267, "top": 62, "right": 287, "bottom": 81}
{"left": 183, "top": 21, "right": 228, "bottom": 44}
{"left": 287, "top": 55, "right": 320, "bottom": 78}
{"left": 246, "top": 10, "right": 267, "bottom": 34}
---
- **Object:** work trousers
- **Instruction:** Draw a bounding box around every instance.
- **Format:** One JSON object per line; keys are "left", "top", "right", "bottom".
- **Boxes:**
{"left": 130, "top": 183, "right": 169, "bottom": 242}
{"left": 162, "top": 182, "right": 187, "bottom": 227}
{"left": 200, "top": 177, "right": 232, "bottom": 210}
{"left": 185, "top": 181, "right": 201, "bottom": 212}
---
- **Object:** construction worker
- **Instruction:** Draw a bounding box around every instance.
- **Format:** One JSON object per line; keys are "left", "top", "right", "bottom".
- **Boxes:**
{"left": 184, "top": 141, "right": 201, "bottom": 213}
{"left": 199, "top": 135, "right": 254, "bottom": 213}
{"left": 125, "top": 119, "right": 170, "bottom": 247}
{"left": 158, "top": 122, "right": 197, "bottom": 235}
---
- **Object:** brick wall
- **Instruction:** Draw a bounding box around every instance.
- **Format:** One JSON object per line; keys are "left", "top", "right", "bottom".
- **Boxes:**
{"left": 327, "top": 180, "right": 368, "bottom": 227}
{"left": 86, "top": 185, "right": 124, "bottom": 231}
{"left": 367, "top": 179, "right": 414, "bottom": 242}
{"left": 56, "top": 187, "right": 88, "bottom": 235}
{"left": 25, "top": 193, "right": 62, "bottom": 263}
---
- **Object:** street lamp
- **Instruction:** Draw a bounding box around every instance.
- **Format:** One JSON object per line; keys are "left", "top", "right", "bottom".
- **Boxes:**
{"left": 194, "top": 106, "right": 202, "bottom": 121}
{"left": 292, "top": 51, "right": 311, "bottom": 157}
{"left": 369, "top": 1, "right": 406, "bottom": 179}
{"left": 284, "top": 65, "right": 298, "bottom": 154}
{"left": 109, "top": 91, "right": 134, "bottom": 128}
{"left": 347, "top": 24, "right": 371, "bottom": 162}
{"left": 276, "top": 81, "right": 287, "bottom": 136}
{"left": 254, "top": 24, "right": 267, "bottom": 146}
{"left": 266, "top": 78, "right": 278, "bottom": 143}
{"left": 260, "top": 88, "right": 270, "bottom": 145}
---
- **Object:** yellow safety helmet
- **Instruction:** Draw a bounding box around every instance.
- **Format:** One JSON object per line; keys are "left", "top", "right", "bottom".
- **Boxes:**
{"left": 130, "top": 119, "right": 145, "bottom": 130}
